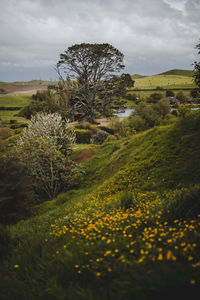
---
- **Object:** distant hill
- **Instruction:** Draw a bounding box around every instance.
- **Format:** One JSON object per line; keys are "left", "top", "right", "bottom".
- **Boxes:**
{"left": 132, "top": 74, "right": 146, "bottom": 79}
{"left": 159, "top": 69, "right": 194, "bottom": 77}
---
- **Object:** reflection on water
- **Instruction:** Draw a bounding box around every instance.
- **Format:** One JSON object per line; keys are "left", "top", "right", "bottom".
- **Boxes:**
{"left": 115, "top": 108, "right": 134, "bottom": 117}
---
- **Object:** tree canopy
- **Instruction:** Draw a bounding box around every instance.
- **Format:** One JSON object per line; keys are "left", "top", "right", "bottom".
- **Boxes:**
{"left": 194, "top": 40, "right": 200, "bottom": 88}
{"left": 57, "top": 43, "right": 134, "bottom": 122}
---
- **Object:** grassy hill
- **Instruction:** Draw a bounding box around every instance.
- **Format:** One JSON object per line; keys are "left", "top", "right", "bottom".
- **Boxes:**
{"left": 1, "top": 112, "right": 200, "bottom": 300}
{"left": 133, "top": 74, "right": 196, "bottom": 90}
{"left": 159, "top": 69, "right": 194, "bottom": 77}
{"left": 0, "top": 94, "right": 31, "bottom": 126}
{"left": 130, "top": 69, "right": 196, "bottom": 91}
{"left": 0, "top": 80, "right": 56, "bottom": 88}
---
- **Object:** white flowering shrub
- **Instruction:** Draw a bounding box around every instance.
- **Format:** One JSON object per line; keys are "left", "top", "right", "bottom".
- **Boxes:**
{"left": 15, "top": 113, "right": 83, "bottom": 199}
{"left": 17, "top": 112, "right": 76, "bottom": 154}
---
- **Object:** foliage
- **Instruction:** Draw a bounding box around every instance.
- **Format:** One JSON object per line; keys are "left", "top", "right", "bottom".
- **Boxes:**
{"left": 147, "top": 92, "right": 162, "bottom": 103}
{"left": 57, "top": 43, "right": 133, "bottom": 122}
{"left": 109, "top": 117, "right": 135, "bottom": 137}
{"left": 190, "top": 89, "right": 199, "bottom": 98}
{"left": 0, "top": 154, "right": 36, "bottom": 224}
{"left": 14, "top": 113, "right": 81, "bottom": 199}
{"left": 128, "top": 114, "right": 147, "bottom": 132}
{"left": 193, "top": 40, "right": 200, "bottom": 88}
{"left": 16, "top": 137, "right": 82, "bottom": 199}
{"left": 166, "top": 90, "right": 175, "bottom": 97}
{"left": 17, "top": 112, "right": 76, "bottom": 154}
{"left": 105, "top": 135, "right": 117, "bottom": 142}
{"left": 177, "top": 105, "right": 192, "bottom": 118}
{"left": 1, "top": 113, "right": 200, "bottom": 299}
{"left": 98, "top": 126, "right": 115, "bottom": 135}
{"left": 91, "top": 129, "right": 110, "bottom": 144}
{"left": 18, "top": 100, "right": 47, "bottom": 119}
{"left": 176, "top": 91, "right": 187, "bottom": 103}
{"left": 75, "top": 129, "right": 93, "bottom": 144}
{"left": 131, "top": 100, "right": 171, "bottom": 129}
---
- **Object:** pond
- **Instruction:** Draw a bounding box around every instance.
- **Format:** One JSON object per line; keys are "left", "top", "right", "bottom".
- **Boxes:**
{"left": 114, "top": 108, "right": 134, "bottom": 117}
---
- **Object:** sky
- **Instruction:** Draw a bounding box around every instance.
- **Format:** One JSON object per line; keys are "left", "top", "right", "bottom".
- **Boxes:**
{"left": 0, "top": 0, "right": 199, "bottom": 82}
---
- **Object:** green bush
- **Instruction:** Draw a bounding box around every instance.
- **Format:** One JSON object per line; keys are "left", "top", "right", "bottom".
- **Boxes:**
{"left": 91, "top": 129, "right": 109, "bottom": 144}
{"left": 99, "top": 126, "right": 115, "bottom": 135}
{"left": 128, "top": 115, "right": 147, "bottom": 132}
{"left": 18, "top": 101, "right": 47, "bottom": 119}
{"left": 0, "top": 155, "right": 37, "bottom": 224}
{"left": 75, "top": 123, "right": 93, "bottom": 130}
{"left": 105, "top": 135, "right": 117, "bottom": 142}
{"left": 75, "top": 129, "right": 93, "bottom": 144}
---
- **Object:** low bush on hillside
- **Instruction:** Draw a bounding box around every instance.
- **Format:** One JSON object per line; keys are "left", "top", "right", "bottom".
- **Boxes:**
{"left": 91, "top": 129, "right": 110, "bottom": 144}
{"left": 75, "top": 129, "right": 93, "bottom": 144}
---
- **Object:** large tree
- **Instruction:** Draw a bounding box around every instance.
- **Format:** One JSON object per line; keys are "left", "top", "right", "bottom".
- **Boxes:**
{"left": 194, "top": 40, "right": 200, "bottom": 88}
{"left": 57, "top": 43, "right": 133, "bottom": 122}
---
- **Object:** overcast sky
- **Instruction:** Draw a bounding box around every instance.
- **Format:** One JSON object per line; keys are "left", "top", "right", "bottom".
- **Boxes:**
{"left": 0, "top": 0, "right": 199, "bottom": 82}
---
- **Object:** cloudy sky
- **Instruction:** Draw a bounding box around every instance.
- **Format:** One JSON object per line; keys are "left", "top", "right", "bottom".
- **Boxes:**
{"left": 0, "top": 0, "right": 199, "bottom": 82}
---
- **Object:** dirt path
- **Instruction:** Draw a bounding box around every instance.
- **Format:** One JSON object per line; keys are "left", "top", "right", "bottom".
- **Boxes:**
{"left": 2, "top": 85, "right": 48, "bottom": 94}
{"left": 75, "top": 149, "right": 95, "bottom": 163}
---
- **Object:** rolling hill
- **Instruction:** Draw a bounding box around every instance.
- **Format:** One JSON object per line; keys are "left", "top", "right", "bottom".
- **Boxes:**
{"left": 1, "top": 112, "right": 200, "bottom": 300}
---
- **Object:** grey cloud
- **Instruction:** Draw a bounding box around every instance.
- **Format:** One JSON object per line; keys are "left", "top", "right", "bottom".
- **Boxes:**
{"left": 0, "top": 0, "right": 199, "bottom": 81}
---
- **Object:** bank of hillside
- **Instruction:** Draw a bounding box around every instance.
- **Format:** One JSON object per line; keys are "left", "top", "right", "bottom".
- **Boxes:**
{"left": 1, "top": 113, "right": 200, "bottom": 300}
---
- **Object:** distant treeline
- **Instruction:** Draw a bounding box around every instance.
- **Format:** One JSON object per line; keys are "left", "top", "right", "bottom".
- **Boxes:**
{"left": 0, "top": 107, "right": 21, "bottom": 110}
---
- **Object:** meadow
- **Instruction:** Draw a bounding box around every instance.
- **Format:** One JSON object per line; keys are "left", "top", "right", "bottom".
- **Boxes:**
{"left": 133, "top": 74, "right": 196, "bottom": 90}
{"left": 1, "top": 111, "right": 200, "bottom": 300}
{"left": 0, "top": 70, "right": 200, "bottom": 299}
{"left": 0, "top": 94, "right": 31, "bottom": 126}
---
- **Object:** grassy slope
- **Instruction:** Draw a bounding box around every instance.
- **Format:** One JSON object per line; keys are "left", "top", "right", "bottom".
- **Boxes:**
{"left": 0, "top": 94, "right": 31, "bottom": 125}
{"left": 1, "top": 113, "right": 200, "bottom": 300}
{"left": 0, "top": 80, "right": 56, "bottom": 88}
{"left": 0, "top": 94, "right": 32, "bottom": 107}
{"left": 133, "top": 74, "right": 196, "bottom": 90}
{"left": 159, "top": 69, "right": 194, "bottom": 77}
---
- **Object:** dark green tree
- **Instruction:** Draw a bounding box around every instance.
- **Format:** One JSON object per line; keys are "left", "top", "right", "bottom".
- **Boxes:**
{"left": 176, "top": 91, "right": 186, "bottom": 103}
{"left": 190, "top": 89, "right": 199, "bottom": 98}
{"left": 193, "top": 40, "right": 200, "bottom": 88}
{"left": 147, "top": 93, "right": 162, "bottom": 103}
{"left": 166, "top": 90, "right": 175, "bottom": 97}
{"left": 57, "top": 43, "right": 133, "bottom": 122}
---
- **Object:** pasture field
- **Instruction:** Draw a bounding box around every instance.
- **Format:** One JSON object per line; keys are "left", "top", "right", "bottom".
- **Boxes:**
{"left": 0, "top": 94, "right": 32, "bottom": 125}
{"left": 0, "top": 94, "right": 32, "bottom": 107}
{"left": 0, "top": 110, "right": 28, "bottom": 124}
{"left": 133, "top": 74, "right": 196, "bottom": 90}
{"left": 1, "top": 112, "right": 200, "bottom": 300}
{"left": 0, "top": 80, "right": 55, "bottom": 88}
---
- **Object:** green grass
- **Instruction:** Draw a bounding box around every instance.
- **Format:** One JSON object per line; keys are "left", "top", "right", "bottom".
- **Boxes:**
{"left": 0, "top": 80, "right": 56, "bottom": 88}
{"left": 1, "top": 112, "right": 200, "bottom": 299}
{"left": 159, "top": 69, "right": 194, "bottom": 77}
{"left": 0, "top": 110, "right": 28, "bottom": 123}
{"left": 133, "top": 74, "right": 196, "bottom": 90}
{"left": 0, "top": 94, "right": 32, "bottom": 126}
{"left": 0, "top": 94, "right": 32, "bottom": 107}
